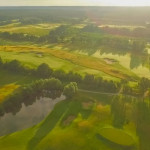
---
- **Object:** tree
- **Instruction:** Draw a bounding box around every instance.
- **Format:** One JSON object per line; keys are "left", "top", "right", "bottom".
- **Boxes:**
{"left": 131, "top": 40, "right": 146, "bottom": 53}
{"left": 67, "top": 71, "right": 82, "bottom": 83}
{"left": 52, "top": 69, "right": 66, "bottom": 80}
{"left": 48, "top": 25, "right": 73, "bottom": 43}
{"left": 111, "top": 96, "right": 126, "bottom": 128}
{"left": 36, "top": 63, "right": 53, "bottom": 78}
{"left": 4, "top": 60, "right": 22, "bottom": 73}
{"left": 139, "top": 77, "right": 150, "bottom": 95}
{"left": 83, "top": 74, "right": 95, "bottom": 84}
{"left": 82, "top": 24, "right": 102, "bottom": 33}
{"left": 63, "top": 82, "right": 78, "bottom": 98}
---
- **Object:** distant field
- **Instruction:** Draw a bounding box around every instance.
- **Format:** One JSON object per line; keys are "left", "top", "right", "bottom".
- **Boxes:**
{"left": 0, "top": 38, "right": 34, "bottom": 46}
{"left": 0, "top": 23, "right": 61, "bottom": 36}
{"left": 99, "top": 24, "right": 145, "bottom": 30}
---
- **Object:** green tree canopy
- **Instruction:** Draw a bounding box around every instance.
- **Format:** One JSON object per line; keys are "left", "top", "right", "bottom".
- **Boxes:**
{"left": 63, "top": 82, "right": 78, "bottom": 98}
{"left": 36, "top": 63, "right": 53, "bottom": 78}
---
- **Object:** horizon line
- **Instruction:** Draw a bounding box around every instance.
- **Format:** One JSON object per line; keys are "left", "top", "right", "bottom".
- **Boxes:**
{"left": 0, "top": 5, "right": 150, "bottom": 7}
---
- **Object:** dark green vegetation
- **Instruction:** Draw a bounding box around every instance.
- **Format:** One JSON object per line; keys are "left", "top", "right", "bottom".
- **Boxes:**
{"left": 0, "top": 6, "right": 150, "bottom": 150}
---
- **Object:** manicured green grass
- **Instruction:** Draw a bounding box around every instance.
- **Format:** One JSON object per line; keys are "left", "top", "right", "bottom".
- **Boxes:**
{"left": 47, "top": 49, "right": 136, "bottom": 80}
{"left": 0, "top": 45, "right": 137, "bottom": 80}
{"left": 0, "top": 92, "right": 138, "bottom": 150}
{"left": 0, "top": 47, "right": 120, "bottom": 81}
{"left": 98, "top": 127, "right": 135, "bottom": 146}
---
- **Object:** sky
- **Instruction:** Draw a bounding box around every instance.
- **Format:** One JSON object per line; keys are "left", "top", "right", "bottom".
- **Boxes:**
{"left": 0, "top": 0, "right": 150, "bottom": 6}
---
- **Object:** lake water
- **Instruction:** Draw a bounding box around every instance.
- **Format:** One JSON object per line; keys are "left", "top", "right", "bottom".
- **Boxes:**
{"left": 0, "top": 95, "right": 66, "bottom": 136}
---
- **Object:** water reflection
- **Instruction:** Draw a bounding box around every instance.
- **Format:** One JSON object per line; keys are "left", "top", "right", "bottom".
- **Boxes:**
{"left": 92, "top": 50, "right": 150, "bottom": 78}
{"left": 0, "top": 95, "right": 65, "bottom": 136}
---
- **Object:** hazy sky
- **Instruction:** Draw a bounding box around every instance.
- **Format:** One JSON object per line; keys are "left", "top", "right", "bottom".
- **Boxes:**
{"left": 0, "top": 0, "right": 150, "bottom": 6}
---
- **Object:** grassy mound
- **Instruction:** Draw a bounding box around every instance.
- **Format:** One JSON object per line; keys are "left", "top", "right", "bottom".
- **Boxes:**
{"left": 98, "top": 127, "right": 135, "bottom": 146}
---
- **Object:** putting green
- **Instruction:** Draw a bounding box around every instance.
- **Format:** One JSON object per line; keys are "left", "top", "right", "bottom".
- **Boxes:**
{"left": 99, "top": 127, "right": 135, "bottom": 146}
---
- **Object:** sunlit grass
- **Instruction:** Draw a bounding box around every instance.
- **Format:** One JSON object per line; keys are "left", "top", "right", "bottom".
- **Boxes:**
{"left": 0, "top": 84, "right": 19, "bottom": 104}
{"left": 0, "top": 91, "right": 138, "bottom": 150}
{"left": 98, "top": 127, "right": 135, "bottom": 146}
{"left": 0, "top": 23, "right": 61, "bottom": 36}
{"left": 0, "top": 46, "right": 121, "bottom": 81}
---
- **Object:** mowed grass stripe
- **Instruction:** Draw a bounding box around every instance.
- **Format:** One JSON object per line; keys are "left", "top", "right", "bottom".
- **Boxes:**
{"left": 47, "top": 50, "right": 136, "bottom": 79}
{"left": 0, "top": 45, "right": 136, "bottom": 80}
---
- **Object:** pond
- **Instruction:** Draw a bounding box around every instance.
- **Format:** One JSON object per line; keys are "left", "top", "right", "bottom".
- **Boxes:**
{"left": 93, "top": 51, "right": 150, "bottom": 79}
{"left": 0, "top": 95, "right": 66, "bottom": 136}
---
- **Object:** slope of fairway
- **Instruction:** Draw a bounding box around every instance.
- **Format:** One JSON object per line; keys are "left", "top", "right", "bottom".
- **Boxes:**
{"left": 99, "top": 127, "right": 135, "bottom": 146}
{"left": 0, "top": 47, "right": 120, "bottom": 81}
{"left": 48, "top": 49, "right": 137, "bottom": 80}
{"left": 0, "top": 45, "right": 138, "bottom": 81}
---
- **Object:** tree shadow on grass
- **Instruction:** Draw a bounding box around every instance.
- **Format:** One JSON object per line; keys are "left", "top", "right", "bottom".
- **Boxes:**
{"left": 60, "top": 100, "right": 93, "bottom": 127}
{"left": 27, "top": 100, "right": 70, "bottom": 150}
{"left": 96, "top": 134, "right": 136, "bottom": 150}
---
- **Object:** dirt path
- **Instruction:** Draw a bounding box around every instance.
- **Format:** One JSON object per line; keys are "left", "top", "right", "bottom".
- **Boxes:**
{"left": 79, "top": 88, "right": 136, "bottom": 98}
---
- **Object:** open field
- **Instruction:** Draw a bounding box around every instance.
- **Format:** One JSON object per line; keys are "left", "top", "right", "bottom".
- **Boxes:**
{"left": 0, "top": 50, "right": 116, "bottom": 80}
{"left": 0, "top": 23, "right": 61, "bottom": 36}
{"left": 99, "top": 24, "right": 145, "bottom": 30}
{"left": 0, "top": 46, "right": 138, "bottom": 81}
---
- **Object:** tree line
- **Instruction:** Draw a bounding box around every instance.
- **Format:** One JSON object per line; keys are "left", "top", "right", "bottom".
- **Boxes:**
{"left": 0, "top": 24, "right": 147, "bottom": 56}
{"left": 0, "top": 32, "right": 38, "bottom": 42}
{"left": 101, "top": 26, "right": 150, "bottom": 40}
{"left": 46, "top": 25, "right": 146, "bottom": 54}
{"left": 1, "top": 57, "right": 150, "bottom": 97}
{"left": 0, "top": 77, "right": 78, "bottom": 117}
{"left": 0, "top": 58, "right": 137, "bottom": 96}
